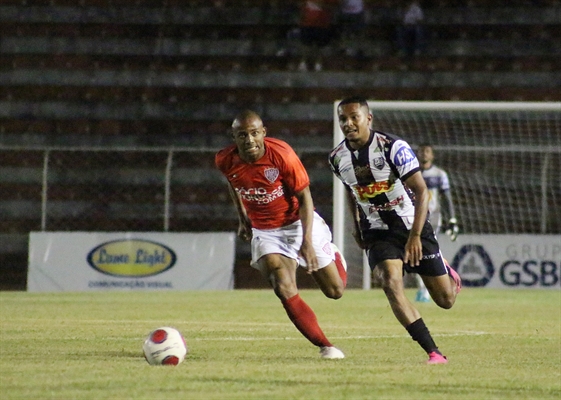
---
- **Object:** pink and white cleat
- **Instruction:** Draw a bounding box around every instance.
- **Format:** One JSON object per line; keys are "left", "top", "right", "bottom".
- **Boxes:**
{"left": 426, "top": 351, "right": 448, "bottom": 364}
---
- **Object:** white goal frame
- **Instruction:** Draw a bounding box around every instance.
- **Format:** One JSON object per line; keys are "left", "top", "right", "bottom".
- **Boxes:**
{"left": 332, "top": 101, "right": 561, "bottom": 290}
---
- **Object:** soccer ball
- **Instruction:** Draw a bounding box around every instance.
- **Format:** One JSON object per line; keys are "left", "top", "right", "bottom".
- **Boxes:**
{"left": 143, "top": 327, "right": 188, "bottom": 366}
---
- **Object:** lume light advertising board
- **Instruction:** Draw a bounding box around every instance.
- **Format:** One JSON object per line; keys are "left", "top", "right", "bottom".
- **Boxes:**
{"left": 28, "top": 232, "right": 235, "bottom": 292}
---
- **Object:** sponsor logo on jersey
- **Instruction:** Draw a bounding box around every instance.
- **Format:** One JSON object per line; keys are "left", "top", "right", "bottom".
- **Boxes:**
{"left": 236, "top": 185, "right": 284, "bottom": 204}
{"left": 87, "top": 239, "right": 176, "bottom": 277}
{"left": 354, "top": 181, "right": 391, "bottom": 200}
{"left": 264, "top": 167, "right": 279, "bottom": 183}
{"left": 394, "top": 146, "right": 416, "bottom": 166}
{"left": 368, "top": 195, "right": 404, "bottom": 212}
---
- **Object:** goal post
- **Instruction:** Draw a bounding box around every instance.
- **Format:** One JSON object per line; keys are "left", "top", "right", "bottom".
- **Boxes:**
{"left": 332, "top": 100, "right": 561, "bottom": 289}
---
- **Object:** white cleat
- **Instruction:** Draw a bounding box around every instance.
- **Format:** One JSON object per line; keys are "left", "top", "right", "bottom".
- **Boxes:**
{"left": 320, "top": 346, "right": 345, "bottom": 359}
{"left": 415, "top": 288, "right": 431, "bottom": 303}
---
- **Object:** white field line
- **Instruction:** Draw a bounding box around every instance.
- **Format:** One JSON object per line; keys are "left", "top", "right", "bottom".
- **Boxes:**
{"left": 191, "top": 331, "right": 490, "bottom": 341}
{"left": 4, "top": 319, "right": 293, "bottom": 327}
{"left": 3, "top": 319, "right": 490, "bottom": 339}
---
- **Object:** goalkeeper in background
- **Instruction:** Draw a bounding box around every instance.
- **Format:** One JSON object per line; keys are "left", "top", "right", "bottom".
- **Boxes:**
{"left": 415, "top": 144, "right": 459, "bottom": 302}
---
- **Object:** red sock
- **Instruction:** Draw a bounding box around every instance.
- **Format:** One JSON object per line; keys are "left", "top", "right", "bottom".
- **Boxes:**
{"left": 334, "top": 251, "right": 347, "bottom": 287}
{"left": 281, "top": 294, "right": 332, "bottom": 347}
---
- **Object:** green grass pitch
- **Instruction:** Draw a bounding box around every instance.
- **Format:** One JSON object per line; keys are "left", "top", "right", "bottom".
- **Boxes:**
{"left": 1, "top": 288, "right": 559, "bottom": 399}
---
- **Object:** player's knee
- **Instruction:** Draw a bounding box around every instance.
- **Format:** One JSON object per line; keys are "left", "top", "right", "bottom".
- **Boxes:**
{"left": 271, "top": 275, "right": 298, "bottom": 300}
{"left": 325, "top": 285, "right": 344, "bottom": 300}
{"left": 433, "top": 294, "right": 455, "bottom": 309}
{"left": 273, "top": 283, "right": 298, "bottom": 301}
{"left": 437, "top": 300, "right": 454, "bottom": 310}
{"left": 380, "top": 275, "right": 402, "bottom": 296}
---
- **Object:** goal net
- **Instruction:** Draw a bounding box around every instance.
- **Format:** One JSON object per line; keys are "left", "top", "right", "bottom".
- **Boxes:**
{"left": 332, "top": 101, "right": 561, "bottom": 289}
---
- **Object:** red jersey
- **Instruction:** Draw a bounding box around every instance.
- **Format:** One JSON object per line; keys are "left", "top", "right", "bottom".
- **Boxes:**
{"left": 215, "top": 137, "right": 310, "bottom": 230}
{"left": 300, "top": 1, "right": 336, "bottom": 28}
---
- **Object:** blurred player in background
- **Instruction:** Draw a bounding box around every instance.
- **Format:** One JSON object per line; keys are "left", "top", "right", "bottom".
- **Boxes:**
{"left": 415, "top": 143, "right": 459, "bottom": 302}
{"left": 329, "top": 96, "right": 461, "bottom": 364}
{"left": 215, "top": 110, "right": 348, "bottom": 359}
{"left": 296, "top": 0, "right": 339, "bottom": 71}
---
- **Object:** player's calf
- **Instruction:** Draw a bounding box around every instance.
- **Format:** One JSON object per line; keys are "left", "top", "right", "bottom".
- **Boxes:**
{"left": 315, "top": 271, "right": 344, "bottom": 299}
{"left": 331, "top": 243, "right": 348, "bottom": 287}
{"left": 312, "top": 263, "right": 345, "bottom": 299}
{"left": 424, "top": 275, "right": 457, "bottom": 309}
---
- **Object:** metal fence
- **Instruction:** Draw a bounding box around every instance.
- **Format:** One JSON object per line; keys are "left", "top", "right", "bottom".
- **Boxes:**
{"left": 1, "top": 145, "right": 560, "bottom": 237}
{"left": 0, "top": 146, "right": 338, "bottom": 242}
{"left": 1, "top": 147, "right": 235, "bottom": 234}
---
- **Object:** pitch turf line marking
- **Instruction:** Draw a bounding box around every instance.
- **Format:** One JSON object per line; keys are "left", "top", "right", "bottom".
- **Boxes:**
{"left": 3, "top": 319, "right": 294, "bottom": 327}
{"left": 192, "top": 331, "right": 489, "bottom": 341}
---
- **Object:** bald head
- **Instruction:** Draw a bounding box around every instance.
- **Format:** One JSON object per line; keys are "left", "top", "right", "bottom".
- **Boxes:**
{"left": 232, "top": 110, "right": 263, "bottom": 130}
{"left": 231, "top": 110, "right": 267, "bottom": 163}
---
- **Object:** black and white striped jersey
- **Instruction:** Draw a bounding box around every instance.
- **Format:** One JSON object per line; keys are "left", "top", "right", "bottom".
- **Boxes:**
{"left": 329, "top": 130, "right": 421, "bottom": 231}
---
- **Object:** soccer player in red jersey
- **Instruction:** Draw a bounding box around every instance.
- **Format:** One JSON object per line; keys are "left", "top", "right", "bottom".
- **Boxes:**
{"left": 216, "top": 110, "right": 347, "bottom": 359}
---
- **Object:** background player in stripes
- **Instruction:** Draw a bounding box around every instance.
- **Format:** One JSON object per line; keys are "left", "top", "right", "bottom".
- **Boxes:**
{"left": 414, "top": 143, "right": 459, "bottom": 302}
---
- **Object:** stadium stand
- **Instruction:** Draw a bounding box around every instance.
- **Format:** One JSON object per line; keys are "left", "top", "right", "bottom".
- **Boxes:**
{"left": 1, "top": 0, "right": 560, "bottom": 289}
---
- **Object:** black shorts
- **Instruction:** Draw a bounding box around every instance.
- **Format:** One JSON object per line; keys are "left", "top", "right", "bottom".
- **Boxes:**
{"left": 362, "top": 225, "right": 447, "bottom": 277}
{"left": 300, "top": 27, "right": 335, "bottom": 47}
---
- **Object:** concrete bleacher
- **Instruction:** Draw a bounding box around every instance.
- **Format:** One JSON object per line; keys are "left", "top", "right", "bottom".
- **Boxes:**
{"left": 1, "top": 0, "right": 560, "bottom": 289}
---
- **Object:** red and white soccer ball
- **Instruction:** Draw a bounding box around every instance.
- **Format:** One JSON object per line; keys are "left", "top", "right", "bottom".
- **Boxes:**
{"left": 143, "top": 327, "right": 188, "bottom": 366}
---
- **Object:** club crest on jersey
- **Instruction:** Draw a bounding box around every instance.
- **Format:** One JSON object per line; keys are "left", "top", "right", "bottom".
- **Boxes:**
{"left": 264, "top": 167, "right": 279, "bottom": 183}
{"left": 373, "top": 156, "right": 385, "bottom": 170}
